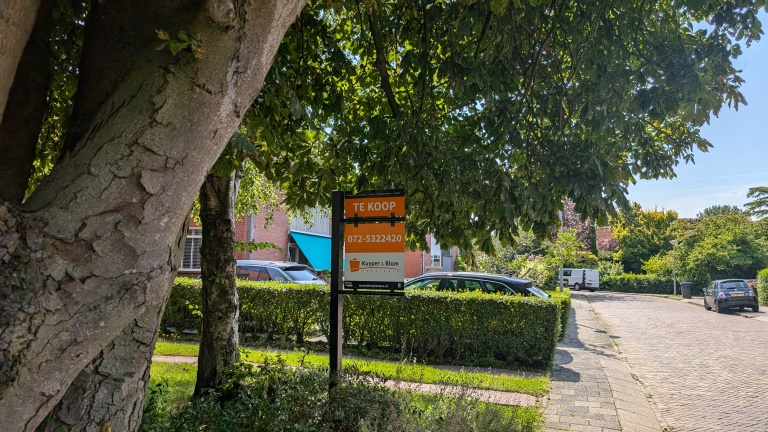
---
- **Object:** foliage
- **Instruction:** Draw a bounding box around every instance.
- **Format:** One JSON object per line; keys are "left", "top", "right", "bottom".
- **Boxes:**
{"left": 696, "top": 204, "right": 744, "bottom": 219}
{"left": 757, "top": 268, "right": 768, "bottom": 306}
{"left": 142, "top": 360, "right": 542, "bottom": 432}
{"left": 548, "top": 289, "right": 572, "bottom": 341}
{"left": 24, "top": 0, "right": 89, "bottom": 198}
{"left": 475, "top": 229, "right": 584, "bottom": 289}
{"left": 601, "top": 274, "right": 674, "bottom": 294}
{"left": 246, "top": 0, "right": 768, "bottom": 254}
{"left": 597, "top": 260, "right": 625, "bottom": 278}
{"left": 673, "top": 213, "right": 768, "bottom": 287}
{"left": 562, "top": 200, "right": 597, "bottom": 254}
{"left": 164, "top": 278, "right": 565, "bottom": 370}
{"left": 153, "top": 341, "right": 551, "bottom": 396}
{"left": 745, "top": 186, "right": 768, "bottom": 219}
{"left": 641, "top": 252, "right": 674, "bottom": 279}
{"left": 610, "top": 203, "right": 678, "bottom": 273}
{"left": 566, "top": 251, "right": 599, "bottom": 269}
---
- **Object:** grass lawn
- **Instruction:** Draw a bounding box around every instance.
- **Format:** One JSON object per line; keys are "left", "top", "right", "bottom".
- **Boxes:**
{"left": 147, "top": 360, "right": 544, "bottom": 431}
{"left": 154, "top": 340, "right": 549, "bottom": 396}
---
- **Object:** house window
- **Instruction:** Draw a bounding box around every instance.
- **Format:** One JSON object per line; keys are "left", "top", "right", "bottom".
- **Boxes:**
{"left": 181, "top": 228, "right": 202, "bottom": 270}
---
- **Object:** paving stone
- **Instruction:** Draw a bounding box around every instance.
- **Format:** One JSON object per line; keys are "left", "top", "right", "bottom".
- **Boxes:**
{"left": 544, "top": 295, "right": 661, "bottom": 432}
{"left": 588, "top": 292, "right": 768, "bottom": 432}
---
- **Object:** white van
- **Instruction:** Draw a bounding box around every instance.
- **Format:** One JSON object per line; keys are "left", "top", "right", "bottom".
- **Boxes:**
{"left": 561, "top": 268, "right": 599, "bottom": 292}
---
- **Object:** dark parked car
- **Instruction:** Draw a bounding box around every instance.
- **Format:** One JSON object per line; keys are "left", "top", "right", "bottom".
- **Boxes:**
{"left": 404, "top": 272, "right": 550, "bottom": 298}
{"left": 704, "top": 279, "right": 759, "bottom": 313}
{"left": 235, "top": 260, "right": 326, "bottom": 285}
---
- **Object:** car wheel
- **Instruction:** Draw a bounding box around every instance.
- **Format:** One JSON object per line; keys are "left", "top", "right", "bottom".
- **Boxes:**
{"left": 704, "top": 300, "right": 711, "bottom": 311}
{"left": 589, "top": 288, "right": 596, "bottom": 292}
{"left": 573, "top": 283, "right": 580, "bottom": 291}
{"left": 716, "top": 303, "right": 725, "bottom": 313}
{"left": 753, "top": 305, "right": 760, "bottom": 312}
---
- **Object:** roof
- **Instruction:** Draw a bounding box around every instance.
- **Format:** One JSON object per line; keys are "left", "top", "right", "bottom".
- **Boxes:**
{"left": 235, "top": 260, "right": 308, "bottom": 269}
{"left": 409, "top": 272, "right": 534, "bottom": 285}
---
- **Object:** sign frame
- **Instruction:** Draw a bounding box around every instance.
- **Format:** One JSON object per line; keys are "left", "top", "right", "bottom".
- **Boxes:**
{"left": 329, "top": 189, "right": 406, "bottom": 389}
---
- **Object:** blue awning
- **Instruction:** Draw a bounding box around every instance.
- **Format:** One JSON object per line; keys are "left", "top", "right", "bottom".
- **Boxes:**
{"left": 291, "top": 231, "right": 331, "bottom": 271}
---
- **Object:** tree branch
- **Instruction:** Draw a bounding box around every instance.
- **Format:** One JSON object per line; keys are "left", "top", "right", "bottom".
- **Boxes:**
{"left": 366, "top": 3, "right": 400, "bottom": 117}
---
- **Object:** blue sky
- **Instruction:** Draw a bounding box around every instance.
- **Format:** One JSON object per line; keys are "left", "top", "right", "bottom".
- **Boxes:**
{"left": 626, "top": 11, "right": 768, "bottom": 218}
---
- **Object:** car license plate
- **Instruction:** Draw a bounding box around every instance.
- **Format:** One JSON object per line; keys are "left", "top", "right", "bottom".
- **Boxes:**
{"left": 732, "top": 293, "right": 744, "bottom": 297}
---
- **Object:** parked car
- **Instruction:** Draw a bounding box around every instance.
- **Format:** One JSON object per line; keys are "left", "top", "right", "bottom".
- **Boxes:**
{"left": 235, "top": 260, "right": 326, "bottom": 285}
{"left": 703, "top": 279, "right": 759, "bottom": 313}
{"left": 404, "top": 272, "right": 550, "bottom": 298}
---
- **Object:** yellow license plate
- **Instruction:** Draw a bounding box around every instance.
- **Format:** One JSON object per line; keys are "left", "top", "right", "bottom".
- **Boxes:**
{"left": 732, "top": 293, "right": 744, "bottom": 297}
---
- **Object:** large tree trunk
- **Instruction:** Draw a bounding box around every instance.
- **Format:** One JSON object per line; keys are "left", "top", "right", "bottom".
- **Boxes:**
{"left": 0, "top": 0, "right": 54, "bottom": 204}
{"left": 195, "top": 172, "right": 240, "bottom": 396}
{"left": 37, "top": 223, "right": 187, "bottom": 432}
{"left": 0, "top": 0, "right": 41, "bottom": 121}
{"left": 0, "top": 1, "right": 307, "bottom": 430}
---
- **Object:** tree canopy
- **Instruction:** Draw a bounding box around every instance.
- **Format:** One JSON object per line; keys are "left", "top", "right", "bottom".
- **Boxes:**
{"left": 243, "top": 0, "right": 766, "bottom": 254}
{"left": 673, "top": 213, "right": 768, "bottom": 285}
{"left": 745, "top": 186, "right": 768, "bottom": 219}
{"left": 610, "top": 202, "right": 679, "bottom": 273}
{"left": 1, "top": 1, "right": 766, "bottom": 431}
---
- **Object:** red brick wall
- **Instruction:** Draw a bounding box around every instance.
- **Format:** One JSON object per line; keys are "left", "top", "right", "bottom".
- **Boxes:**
{"left": 404, "top": 250, "right": 426, "bottom": 278}
{"left": 243, "top": 208, "right": 291, "bottom": 261}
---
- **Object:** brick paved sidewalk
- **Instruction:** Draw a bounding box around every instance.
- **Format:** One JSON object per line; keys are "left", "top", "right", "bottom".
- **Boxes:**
{"left": 544, "top": 293, "right": 666, "bottom": 431}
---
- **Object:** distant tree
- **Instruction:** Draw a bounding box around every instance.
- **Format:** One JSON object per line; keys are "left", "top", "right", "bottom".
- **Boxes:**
{"left": 696, "top": 204, "right": 743, "bottom": 219}
{"left": 745, "top": 186, "right": 768, "bottom": 219}
{"left": 610, "top": 203, "right": 679, "bottom": 273}
{"left": 642, "top": 253, "right": 674, "bottom": 278}
{"left": 675, "top": 213, "right": 768, "bottom": 286}
{"left": 562, "top": 200, "right": 598, "bottom": 255}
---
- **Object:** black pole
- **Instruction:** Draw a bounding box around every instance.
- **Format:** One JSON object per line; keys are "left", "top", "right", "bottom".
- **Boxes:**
{"left": 329, "top": 191, "right": 344, "bottom": 389}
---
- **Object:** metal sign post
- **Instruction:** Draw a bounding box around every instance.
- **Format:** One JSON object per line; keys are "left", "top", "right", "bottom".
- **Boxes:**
{"left": 329, "top": 191, "right": 344, "bottom": 388}
{"left": 329, "top": 189, "right": 405, "bottom": 391}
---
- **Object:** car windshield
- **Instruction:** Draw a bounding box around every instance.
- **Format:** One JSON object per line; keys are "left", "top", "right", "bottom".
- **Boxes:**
{"left": 284, "top": 268, "right": 319, "bottom": 281}
{"left": 526, "top": 287, "right": 550, "bottom": 298}
{"left": 721, "top": 281, "right": 748, "bottom": 290}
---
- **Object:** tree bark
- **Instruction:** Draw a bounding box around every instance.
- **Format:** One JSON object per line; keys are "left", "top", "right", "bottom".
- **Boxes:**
{"left": 0, "top": 0, "right": 41, "bottom": 121}
{"left": 36, "top": 222, "right": 187, "bottom": 432}
{"left": 195, "top": 172, "right": 240, "bottom": 396}
{"left": 0, "top": 0, "right": 55, "bottom": 204}
{"left": 0, "top": 1, "right": 307, "bottom": 430}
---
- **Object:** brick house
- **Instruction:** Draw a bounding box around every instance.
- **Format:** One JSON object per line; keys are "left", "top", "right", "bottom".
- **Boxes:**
{"left": 178, "top": 207, "right": 456, "bottom": 278}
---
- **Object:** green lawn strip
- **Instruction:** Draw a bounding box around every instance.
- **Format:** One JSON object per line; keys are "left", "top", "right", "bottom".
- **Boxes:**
{"left": 148, "top": 361, "right": 543, "bottom": 431}
{"left": 147, "top": 362, "right": 197, "bottom": 413}
{"left": 154, "top": 341, "right": 549, "bottom": 396}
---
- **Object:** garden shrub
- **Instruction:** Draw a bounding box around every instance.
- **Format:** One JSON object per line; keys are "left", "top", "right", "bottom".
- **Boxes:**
{"left": 142, "top": 360, "right": 542, "bottom": 431}
{"left": 601, "top": 274, "right": 674, "bottom": 294}
{"left": 164, "top": 278, "right": 565, "bottom": 369}
{"left": 757, "top": 268, "right": 768, "bottom": 306}
{"left": 548, "top": 289, "right": 572, "bottom": 340}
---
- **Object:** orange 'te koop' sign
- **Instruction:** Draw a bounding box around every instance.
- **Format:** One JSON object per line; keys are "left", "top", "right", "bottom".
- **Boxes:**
{"left": 345, "top": 223, "right": 405, "bottom": 253}
{"left": 344, "top": 195, "right": 405, "bottom": 218}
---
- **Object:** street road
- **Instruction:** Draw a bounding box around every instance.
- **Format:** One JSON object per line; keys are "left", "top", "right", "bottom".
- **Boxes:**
{"left": 586, "top": 292, "right": 768, "bottom": 432}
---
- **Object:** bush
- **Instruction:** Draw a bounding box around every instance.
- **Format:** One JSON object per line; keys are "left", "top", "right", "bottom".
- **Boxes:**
{"left": 757, "top": 268, "right": 768, "bottom": 306}
{"left": 597, "top": 260, "right": 624, "bottom": 277}
{"left": 163, "top": 278, "right": 565, "bottom": 370}
{"left": 548, "top": 289, "right": 572, "bottom": 340}
{"left": 142, "top": 360, "right": 542, "bottom": 431}
{"left": 601, "top": 274, "right": 674, "bottom": 294}
{"left": 344, "top": 291, "right": 561, "bottom": 369}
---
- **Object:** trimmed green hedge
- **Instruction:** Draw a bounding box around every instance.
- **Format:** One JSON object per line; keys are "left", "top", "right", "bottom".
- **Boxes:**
{"left": 757, "top": 268, "right": 768, "bottom": 306}
{"left": 163, "top": 278, "right": 568, "bottom": 369}
{"left": 601, "top": 274, "right": 674, "bottom": 294}
{"left": 548, "top": 289, "right": 572, "bottom": 340}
